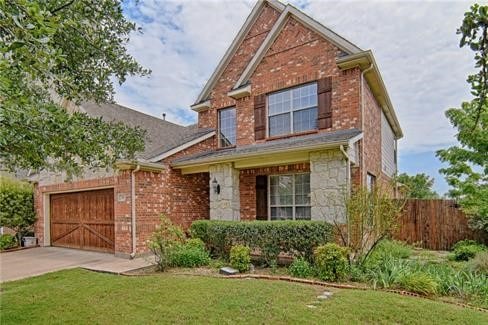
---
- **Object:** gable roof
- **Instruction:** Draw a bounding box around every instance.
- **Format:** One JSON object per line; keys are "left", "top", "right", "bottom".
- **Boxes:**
{"left": 234, "top": 4, "right": 362, "bottom": 89}
{"left": 193, "top": 0, "right": 285, "bottom": 105}
{"left": 79, "top": 102, "right": 213, "bottom": 159}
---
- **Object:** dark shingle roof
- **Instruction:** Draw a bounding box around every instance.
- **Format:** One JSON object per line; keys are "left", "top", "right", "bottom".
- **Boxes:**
{"left": 80, "top": 102, "right": 213, "bottom": 159}
{"left": 172, "top": 128, "right": 362, "bottom": 166}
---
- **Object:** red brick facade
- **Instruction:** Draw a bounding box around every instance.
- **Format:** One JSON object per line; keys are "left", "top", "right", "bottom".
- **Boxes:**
{"left": 33, "top": 2, "right": 397, "bottom": 256}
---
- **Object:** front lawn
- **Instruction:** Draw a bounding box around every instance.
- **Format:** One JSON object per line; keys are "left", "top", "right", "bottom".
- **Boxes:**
{"left": 2, "top": 269, "right": 487, "bottom": 324}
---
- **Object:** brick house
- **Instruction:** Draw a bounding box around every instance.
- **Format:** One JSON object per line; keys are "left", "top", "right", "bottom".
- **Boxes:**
{"left": 33, "top": 0, "right": 402, "bottom": 258}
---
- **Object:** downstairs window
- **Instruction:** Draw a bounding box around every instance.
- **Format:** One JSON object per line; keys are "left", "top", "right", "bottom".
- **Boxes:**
{"left": 269, "top": 173, "right": 311, "bottom": 220}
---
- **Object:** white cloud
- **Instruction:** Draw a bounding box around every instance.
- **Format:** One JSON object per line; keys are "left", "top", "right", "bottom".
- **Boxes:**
{"left": 115, "top": 0, "right": 478, "bottom": 154}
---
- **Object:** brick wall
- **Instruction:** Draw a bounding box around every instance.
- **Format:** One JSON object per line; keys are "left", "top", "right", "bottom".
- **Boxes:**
{"left": 199, "top": 14, "right": 361, "bottom": 148}
{"left": 239, "top": 163, "right": 310, "bottom": 220}
{"left": 198, "top": 3, "right": 281, "bottom": 129}
{"left": 362, "top": 81, "right": 383, "bottom": 185}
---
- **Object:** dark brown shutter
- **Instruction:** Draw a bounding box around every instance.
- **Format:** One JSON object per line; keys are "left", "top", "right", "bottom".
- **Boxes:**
{"left": 254, "top": 94, "right": 266, "bottom": 140}
{"left": 317, "top": 77, "right": 332, "bottom": 129}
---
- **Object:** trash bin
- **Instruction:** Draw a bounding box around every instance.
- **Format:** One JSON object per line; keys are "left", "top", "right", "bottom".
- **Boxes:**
{"left": 22, "top": 236, "right": 37, "bottom": 247}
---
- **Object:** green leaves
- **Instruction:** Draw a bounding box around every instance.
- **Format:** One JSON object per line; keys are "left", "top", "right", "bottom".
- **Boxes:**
{"left": 436, "top": 4, "right": 488, "bottom": 230}
{"left": 0, "top": 1, "right": 149, "bottom": 176}
{"left": 396, "top": 173, "right": 439, "bottom": 199}
{"left": 0, "top": 176, "right": 36, "bottom": 239}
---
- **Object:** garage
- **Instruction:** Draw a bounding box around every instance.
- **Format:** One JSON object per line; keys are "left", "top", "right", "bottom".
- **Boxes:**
{"left": 50, "top": 188, "right": 115, "bottom": 253}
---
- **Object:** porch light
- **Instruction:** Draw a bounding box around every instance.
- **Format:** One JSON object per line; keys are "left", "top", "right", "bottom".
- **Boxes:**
{"left": 212, "top": 177, "right": 221, "bottom": 195}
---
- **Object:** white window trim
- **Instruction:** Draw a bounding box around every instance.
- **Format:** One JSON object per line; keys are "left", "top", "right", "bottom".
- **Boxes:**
{"left": 267, "top": 173, "right": 311, "bottom": 221}
{"left": 218, "top": 106, "right": 237, "bottom": 148}
{"left": 266, "top": 83, "right": 318, "bottom": 137}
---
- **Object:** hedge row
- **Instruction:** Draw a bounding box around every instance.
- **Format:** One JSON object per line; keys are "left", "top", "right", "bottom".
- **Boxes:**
{"left": 190, "top": 220, "right": 333, "bottom": 264}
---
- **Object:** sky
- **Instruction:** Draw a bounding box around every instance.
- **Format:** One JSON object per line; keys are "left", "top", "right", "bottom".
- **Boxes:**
{"left": 116, "top": 0, "right": 483, "bottom": 195}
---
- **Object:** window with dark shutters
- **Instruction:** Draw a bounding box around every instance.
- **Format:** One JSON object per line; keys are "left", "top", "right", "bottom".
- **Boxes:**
{"left": 317, "top": 77, "right": 332, "bottom": 129}
{"left": 254, "top": 94, "right": 266, "bottom": 140}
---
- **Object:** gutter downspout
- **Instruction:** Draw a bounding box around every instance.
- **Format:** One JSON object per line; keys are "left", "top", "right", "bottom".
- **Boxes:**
{"left": 360, "top": 63, "right": 374, "bottom": 186}
{"left": 339, "top": 144, "right": 351, "bottom": 247}
{"left": 130, "top": 164, "right": 141, "bottom": 259}
{"left": 339, "top": 145, "right": 351, "bottom": 195}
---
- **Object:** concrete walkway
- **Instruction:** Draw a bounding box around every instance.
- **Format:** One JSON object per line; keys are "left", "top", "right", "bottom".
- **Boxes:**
{"left": 0, "top": 247, "right": 154, "bottom": 282}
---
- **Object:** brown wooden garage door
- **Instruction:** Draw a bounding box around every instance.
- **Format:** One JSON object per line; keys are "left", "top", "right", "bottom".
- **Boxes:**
{"left": 50, "top": 189, "right": 115, "bottom": 253}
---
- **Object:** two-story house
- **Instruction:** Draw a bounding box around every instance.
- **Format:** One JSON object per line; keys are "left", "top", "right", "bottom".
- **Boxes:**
{"left": 33, "top": 0, "right": 402, "bottom": 258}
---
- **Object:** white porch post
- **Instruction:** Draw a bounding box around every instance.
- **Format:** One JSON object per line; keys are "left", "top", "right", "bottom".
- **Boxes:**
{"left": 209, "top": 163, "right": 240, "bottom": 221}
{"left": 310, "top": 149, "right": 348, "bottom": 223}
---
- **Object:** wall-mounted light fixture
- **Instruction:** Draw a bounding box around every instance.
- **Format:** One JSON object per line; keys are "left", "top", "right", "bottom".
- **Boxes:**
{"left": 211, "top": 177, "right": 220, "bottom": 195}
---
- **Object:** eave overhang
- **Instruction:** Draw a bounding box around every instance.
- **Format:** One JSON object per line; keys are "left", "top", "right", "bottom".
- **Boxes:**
{"left": 337, "top": 50, "right": 403, "bottom": 139}
{"left": 172, "top": 133, "right": 363, "bottom": 174}
{"left": 190, "top": 100, "right": 211, "bottom": 113}
{"left": 115, "top": 160, "right": 165, "bottom": 172}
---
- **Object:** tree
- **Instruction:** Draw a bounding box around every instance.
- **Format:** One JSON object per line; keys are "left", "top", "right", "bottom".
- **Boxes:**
{"left": 0, "top": 0, "right": 150, "bottom": 177}
{"left": 332, "top": 183, "right": 406, "bottom": 265}
{"left": 396, "top": 173, "right": 439, "bottom": 199}
{"left": 436, "top": 4, "right": 488, "bottom": 231}
{"left": 0, "top": 176, "right": 36, "bottom": 243}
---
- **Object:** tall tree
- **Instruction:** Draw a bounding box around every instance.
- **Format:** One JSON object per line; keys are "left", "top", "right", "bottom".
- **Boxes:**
{"left": 396, "top": 173, "right": 439, "bottom": 199}
{"left": 0, "top": 0, "right": 150, "bottom": 177}
{"left": 436, "top": 4, "right": 487, "bottom": 231}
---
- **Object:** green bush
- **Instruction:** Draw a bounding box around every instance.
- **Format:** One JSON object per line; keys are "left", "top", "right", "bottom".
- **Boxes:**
{"left": 148, "top": 216, "right": 185, "bottom": 271}
{"left": 468, "top": 251, "right": 488, "bottom": 274}
{"left": 170, "top": 241, "right": 210, "bottom": 268}
{"left": 314, "top": 243, "right": 349, "bottom": 281}
{"left": 396, "top": 272, "right": 438, "bottom": 296}
{"left": 190, "top": 220, "right": 333, "bottom": 265}
{"left": 0, "top": 234, "right": 17, "bottom": 250}
{"left": 230, "top": 245, "right": 251, "bottom": 272}
{"left": 185, "top": 238, "right": 206, "bottom": 250}
{"left": 365, "top": 240, "right": 412, "bottom": 267}
{"left": 451, "top": 240, "right": 486, "bottom": 261}
{"left": 288, "top": 258, "right": 313, "bottom": 278}
{"left": 0, "top": 177, "right": 36, "bottom": 241}
{"left": 452, "top": 240, "right": 480, "bottom": 251}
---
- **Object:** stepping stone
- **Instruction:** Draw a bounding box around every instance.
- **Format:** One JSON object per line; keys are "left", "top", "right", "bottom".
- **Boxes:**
{"left": 219, "top": 267, "right": 239, "bottom": 275}
{"left": 317, "top": 291, "right": 333, "bottom": 299}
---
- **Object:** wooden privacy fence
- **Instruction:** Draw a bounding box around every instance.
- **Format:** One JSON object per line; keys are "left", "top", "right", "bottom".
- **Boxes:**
{"left": 394, "top": 199, "right": 486, "bottom": 250}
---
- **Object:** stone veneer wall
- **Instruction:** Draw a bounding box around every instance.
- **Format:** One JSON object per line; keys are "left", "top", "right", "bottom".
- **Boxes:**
{"left": 310, "top": 149, "right": 347, "bottom": 223}
{"left": 209, "top": 163, "right": 240, "bottom": 221}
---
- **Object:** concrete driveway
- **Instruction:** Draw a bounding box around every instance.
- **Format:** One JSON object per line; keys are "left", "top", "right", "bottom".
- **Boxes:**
{"left": 0, "top": 247, "right": 154, "bottom": 282}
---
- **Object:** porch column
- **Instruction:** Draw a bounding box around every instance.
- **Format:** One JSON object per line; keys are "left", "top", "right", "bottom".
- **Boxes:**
{"left": 209, "top": 163, "right": 240, "bottom": 221}
{"left": 310, "top": 149, "right": 347, "bottom": 223}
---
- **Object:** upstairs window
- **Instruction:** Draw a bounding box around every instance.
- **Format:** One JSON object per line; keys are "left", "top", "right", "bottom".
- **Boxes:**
{"left": 218, "top": 107, "right": 236, "bottom": 147}
{"left": 267, "top": 83, "right": 317, "bottom": 137}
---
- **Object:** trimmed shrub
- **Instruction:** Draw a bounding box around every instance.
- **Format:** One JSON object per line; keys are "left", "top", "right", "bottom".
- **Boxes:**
{"left": 190, "top": 220, "right": 333, "bottom": 265}
{"left": 170, "top": 241, "right": 210, "bottom": 268}
{"left": 0, "top": 177, "right": 36, "bottom": 241}
{"left": 288, "top": 258, "right": 313, "bottom": 278}
{"left": 230, "top": 245, "right": 251, "bottom": 272}
{"left": 0, "top": 234, "right": 17, "bottom": 250}
{"left": 451, "top": 240, "right": 486, "bottom": 261}
{"left": 314, "top": 243, "right": 349, "bottom": 281}
{"left": 396, "top": 272, "right": 438, "bottom": 296}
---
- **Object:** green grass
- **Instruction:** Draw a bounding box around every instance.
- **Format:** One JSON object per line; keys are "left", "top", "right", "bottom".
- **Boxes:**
{"left": 1, "top": 269, "right": 487, "bottom": 324}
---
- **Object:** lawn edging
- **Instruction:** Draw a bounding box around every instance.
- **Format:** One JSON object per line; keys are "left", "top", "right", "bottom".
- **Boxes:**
{"left": 117, "top": 269, "right": 488, "bottom": 313}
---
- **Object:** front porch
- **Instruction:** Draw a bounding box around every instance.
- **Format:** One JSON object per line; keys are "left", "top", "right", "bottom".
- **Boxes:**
{"left": 171, "top": 130, "right": 362, "bottom": 224}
